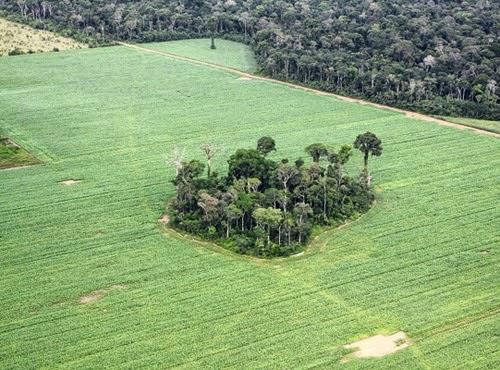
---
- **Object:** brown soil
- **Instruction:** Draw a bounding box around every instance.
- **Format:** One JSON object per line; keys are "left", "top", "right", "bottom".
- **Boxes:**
{"left": 78, "top": 284, "right": 127, "bottom": 305}
{"left": 1, "top": 164, "right": 36, "bottom": 171}
{"left": 117, "top": 42, "right": 499, "bottom": 139}
{"left": 159, "top": 214, "right": 170, "bottom": 225}
{"left": 78, "top": 291, "right": 104, "bottom": 304}
{"left": 291, "top": 251, "right": 304, "bottom": 257}
{"left": 0, "top": 17, "right": 86, "bottom": 56}
{"left": 60, "top": 179, "right": 81, "bottom": 186}
{"left": 343, "top": 331, "right": 410, "bottom": 360}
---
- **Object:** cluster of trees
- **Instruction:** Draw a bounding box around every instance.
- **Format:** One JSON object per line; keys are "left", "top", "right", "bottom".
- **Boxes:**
{"left": 168, "top": 133, "right": 382, "bottom": 257}
{"left": 1, "top": 0, "right": 497, "bottom": 119}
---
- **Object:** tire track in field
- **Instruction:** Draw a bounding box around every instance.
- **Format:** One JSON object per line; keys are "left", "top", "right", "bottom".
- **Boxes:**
{"left": 116, "top": 41, "right": 499, "bottom": 139}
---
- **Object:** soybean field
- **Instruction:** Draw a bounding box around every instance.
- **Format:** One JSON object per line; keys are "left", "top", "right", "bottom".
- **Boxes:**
{"left": 0, "top": 41, "right": 498, "bottom": 369}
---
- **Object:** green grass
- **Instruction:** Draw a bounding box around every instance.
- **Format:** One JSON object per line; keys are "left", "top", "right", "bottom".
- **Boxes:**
{"left": 440, "top": 116, "right": 500, "bottom": 134}
{"left": 0, "top": 42, "right": 498, "bottom": 369}
{"left": 0, "top": 136, "right": 39, "bottom": 169}
{"left": 145, "top": 38, "right": 258, "bottom": 72}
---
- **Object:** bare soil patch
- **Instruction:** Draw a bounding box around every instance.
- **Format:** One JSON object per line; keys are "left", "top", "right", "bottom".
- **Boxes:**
{"left": 78, "top": 284, "right": 127, "bottom": 305}
{"left": 291, "top": 252, "right": 304, "bottom": 257}
{"left": 343, "top": 331, "right": 410, "bottom": 360}
{"left": 0, "top": 17, "right": 86, "bottom": 56}
{"left": 237, "top": 76, "right": 253, "bottom": 81}
{"left": 60, "top": 179, "right": 81, "bottom": 186}
{"left": 159, "top": 214, "right": 170, "bottom": 225}
{"left": 79, "top": 291, "right": 104, "bottom": 304}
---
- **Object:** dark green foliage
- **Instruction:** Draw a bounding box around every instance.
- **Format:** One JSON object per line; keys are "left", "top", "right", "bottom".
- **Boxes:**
{"left": 8, "top": 47, "right": 24, "bottom": 56}
{"left": 168, "top": 135, "right": 380, "bottom": 257}
{"left": 0, "top": 1, "right": 497, "bottom": 119}
{"left": 0, "top": 137, "right": 39, "bottom": 169}
{"left": 227, "top": 148, "right": 276, "bottom": 188}
{"left": 305, "top": 143, "right": 329, "bottom": 163}
{"left": 353, "top": 132, "right": 383, "bottom": 170}
{"left": 256, "top": 136, "right": 276, "bottom": 156}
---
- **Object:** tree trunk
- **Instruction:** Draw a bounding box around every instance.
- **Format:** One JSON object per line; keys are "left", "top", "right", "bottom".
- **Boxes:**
{"left": 323, "top": 182, "right": 327, "bottom": 220}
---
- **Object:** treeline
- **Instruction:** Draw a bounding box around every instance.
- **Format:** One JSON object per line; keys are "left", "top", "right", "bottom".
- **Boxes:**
{"left": 168, "top": 133, "right": 382, "bottom": 257}
{"left": 1, "top": 0, "right": 498, "bottom": 119}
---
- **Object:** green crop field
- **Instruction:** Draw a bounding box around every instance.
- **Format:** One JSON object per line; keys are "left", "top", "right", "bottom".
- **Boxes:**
{"left": 146, "top": 38, "right": 258, "bottom": 72}
{"left": 0, "top": 41, "right": 498, "bottom": 369}
{"left": 439, "top": 116, "right": 500, "bottom": 134}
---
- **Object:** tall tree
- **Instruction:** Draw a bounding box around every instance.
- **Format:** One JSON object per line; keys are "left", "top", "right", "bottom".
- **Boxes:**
{"left": 305, "top": 143, "right": 329, "bottom": 162}
{"left": 253, "top": 207, "right": 283, "bottom": 245}
{"left": 293, "top": 202, "right": 312, "bottom": 244}
{"left": 257, "top": 136, "right": 276, "bottom": 156}
{"left": 353, "top": 132, "right": 383, "bottom": 185}
{"left": 225, "top": 204, "right": 243, "bottom": 237}
{"left": 200, "top": 143, "right": 218, "bottom": 177}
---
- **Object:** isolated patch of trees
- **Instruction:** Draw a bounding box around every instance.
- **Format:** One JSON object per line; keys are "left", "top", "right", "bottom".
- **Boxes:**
{"left": 1, "top": 0, "right": 498, "bottom": 119}
{"left": 167, "top": 133, "right": 382, "bottom": 257}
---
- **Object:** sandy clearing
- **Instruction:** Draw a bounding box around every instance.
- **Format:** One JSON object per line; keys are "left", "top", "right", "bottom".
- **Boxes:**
{"left": 78, "top": 284, "right": 127, "bottom": 305}
{"left": 78, "top": 291, "right": 104, "bottom": 304}
{"left": 344, "top": 331, "right": 410, "bottom": 360}
{"left": 0, "top": 17, "right": 86, "bottom": 56}
{"left": 1, "top": 164, "right": 36, "bottom": 171}
{"left": 159, "top": 214, "right": 170, "bottom": 225}
{"left": 59, "top": 179, "right": 81, "bottom": 186}
{"left": 290, "top": 252, "right": 304, "bottom": 257}
{"left": 117, "top": 42, "right": 499, "bottom": 139}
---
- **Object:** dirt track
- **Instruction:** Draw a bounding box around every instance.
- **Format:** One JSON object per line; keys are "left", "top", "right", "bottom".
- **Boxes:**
{"left": 117, "top": 42, "right": 499, "bottom": 139}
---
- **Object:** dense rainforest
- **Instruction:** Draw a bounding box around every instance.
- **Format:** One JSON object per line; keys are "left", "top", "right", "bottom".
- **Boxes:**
{"left": 1, "top": 0, "right": 498, "bottom": 119}
{"left": 167, "top": 134, "right": 381, "bottom": 257}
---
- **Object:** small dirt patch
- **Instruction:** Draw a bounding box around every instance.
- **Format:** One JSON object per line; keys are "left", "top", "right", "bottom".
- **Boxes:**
{"left": 79, "top": 291, "right": 104, "bottom": 304}
{"left": 78, "top": 284, "right": 127, "bottom": 305}
{"left": 343, "top": 331, "right": 410, "bottom": 360}
{"left": 237, "top": 76, "right": 253, "bottom": 81}
{"left": 60, "top": 179, "right": 81, "bottom": 186}
{"left": 291, "top": 252, "right": 304, "bottom": 257}
{"left": 159, "top": 214, "right": 170, "bottom": 225}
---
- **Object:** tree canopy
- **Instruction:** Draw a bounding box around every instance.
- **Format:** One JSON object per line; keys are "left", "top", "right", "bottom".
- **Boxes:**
{"left": 1, "top": 0, "right": 498, "bottom": 119}
{"left": 167, "top": 135, "right": 381, "bottom": 257}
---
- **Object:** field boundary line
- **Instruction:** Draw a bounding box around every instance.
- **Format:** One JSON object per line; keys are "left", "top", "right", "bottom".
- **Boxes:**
{"left": 117, "top": 41, "right": 499, "bottom": 139}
